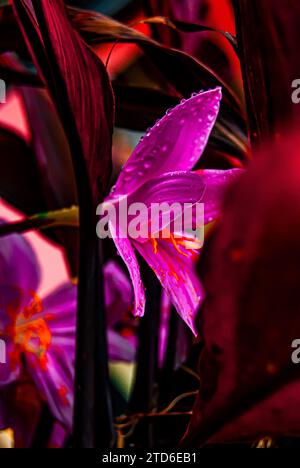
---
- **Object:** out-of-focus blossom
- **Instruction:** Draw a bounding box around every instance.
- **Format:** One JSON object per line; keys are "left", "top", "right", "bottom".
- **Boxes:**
{"left": 0, "top": 230, "right": 134, "bottom": 433}
{"left": 104, "top": 88, "right": 241, "bottom": 335}
{"left": 158, "top": 291, "right": 191, "bottom": 370}
{"left": 184, "top": 126, "right": 300, "bottom": 446}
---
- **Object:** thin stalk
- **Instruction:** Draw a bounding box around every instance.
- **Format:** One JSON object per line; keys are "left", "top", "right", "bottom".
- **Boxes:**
{"left": 128, "top": 257, "right": 161, "bottom": 448}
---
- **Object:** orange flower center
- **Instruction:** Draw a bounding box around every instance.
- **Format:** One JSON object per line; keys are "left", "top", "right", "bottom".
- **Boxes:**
{"left": 8, "top": 291, "right": 52, "bottom": 370}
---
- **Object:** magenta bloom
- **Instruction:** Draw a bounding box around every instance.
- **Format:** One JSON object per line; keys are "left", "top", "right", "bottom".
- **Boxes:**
{"left": 0, "top": 231, "right": 134, "bottom": 432}
{"left": 105, "top": 88, "right": 240, "bottom": 335}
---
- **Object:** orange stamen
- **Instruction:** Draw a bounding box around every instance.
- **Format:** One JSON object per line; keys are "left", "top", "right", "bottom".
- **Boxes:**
{"left": 169, "top": 233, "right": 190, "bottom": 258}
{"left": 151, "top": 237, "right": 158, "bottom": 254}
{"left": 7, "top": 292, "right": 52, "bottom": 371}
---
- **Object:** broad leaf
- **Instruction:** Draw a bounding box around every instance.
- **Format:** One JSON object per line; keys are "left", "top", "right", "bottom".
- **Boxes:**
{"left": 13, "top": 0, "right": 114, "bottom": 203}
{"left": 21, "top": 87, "right": 79, "bottom": 274}
{"left": 233, "top": 0, "right": 300, "bottom": 145}
{"left": 184, "top": 127, "right": 300, "bottom": 446}
{"left": 12, "top": 0, "right": 115, "bottom": 448}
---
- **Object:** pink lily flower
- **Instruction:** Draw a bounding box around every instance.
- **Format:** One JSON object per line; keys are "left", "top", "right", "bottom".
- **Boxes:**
{"left": 104, "top": 88, "right": 241, "bottom": 335}
{"left": 0, "top": 230, "right": 135, "bottom": 434}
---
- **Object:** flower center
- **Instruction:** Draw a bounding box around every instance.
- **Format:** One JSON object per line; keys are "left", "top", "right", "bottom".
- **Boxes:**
{"left": 10, "top": 291, "right": 52, "bottom": 370}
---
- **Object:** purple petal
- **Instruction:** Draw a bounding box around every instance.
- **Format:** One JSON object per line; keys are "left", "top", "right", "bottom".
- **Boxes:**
{"left": 126, "top": 171, "right": 206, "bottom": 240}
{"left": 128, "top": 171, "right": 206, "bottom": 206}
{"left": 0, "top": 230, "right": 40, "bottom": 309}
{"left": 0, "top": 340, "right": 21, "bottom": 387}
{"left": 24, "top": 275, "right": 135, "bottom": 427}
{"left": 0, "top": 288, "right": 37, "bottom": 387}
{"left": 158, "top": 291, "right": 171, "bottom": 367}
{"left": 0, "top": 229, "right": 39, "bottom": 387}
{"left": 13, "top": 0, "right": 114, "bottom": 202}
{"left": 112, "top": 88, "right": 222, "bottom": 197}
{"left": 134, "top": 237, "right": 204, "bottom": 335}
{"left": 23, "top": 283, "right": 76, "bottom": 429}
{"left": 104, "top": 261, "right": 133, "bottom": 327}
{"left": 0, "top": 381, "right": 42, "bottom": 448}
{"left": 108, "top": 330, "right": 136, "bottom": 362}
{"left": 109, "top": 221, "right": 145, "bottom": 318}
{"left": 48, "top": 422, "right": 68, "bottom": 448}
{"left": 42, "top": 283, "right": 76, "bottom": 357}
{"left": 26, "top": 348, "right": 74, "bottom": 431}
{"left": 199, "top": 169, "right": 243, "bottom": 223}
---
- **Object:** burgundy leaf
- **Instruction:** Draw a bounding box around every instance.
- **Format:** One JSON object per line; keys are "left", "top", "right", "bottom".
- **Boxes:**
{"left": 21, "top": 87, "right": 79, "bottom": 275}
{"left": 13, "top": 0, "right": 114, "bottom": 203}
{"left": 0, "top": 126, "right": 45, "bottom": 212}
{"left": 233, "top": 0, "right": 300, "bottom": 145}
{"left": 184, "top": 126, "right": 300, "bottom": 446}
{"left": 0, "top": 4, "right": 28, "bottom": 56}
{"left": 12, "top": 0, "right": 115, "bottom": 448}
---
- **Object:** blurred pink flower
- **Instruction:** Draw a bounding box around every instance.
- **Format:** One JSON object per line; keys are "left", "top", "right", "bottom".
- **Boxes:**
{"left": 0, "top": 230, "right": 134, "bottom": 433}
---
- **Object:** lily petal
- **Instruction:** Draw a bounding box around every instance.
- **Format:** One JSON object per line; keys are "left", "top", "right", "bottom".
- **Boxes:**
{"left": 112, "top": 88, "right": 222, "bottom": 197}
{"left": 128, "top": 171, "right": 206, "bottom": 206}
{"left": 134, "top": 237, "right": 204, "bottom": 335}
{"left": 0, "top": 228, "right": 41, "bottom": 386}
{"left": 108, "top": 330, "right": 136, "bottom": 362}
{"left": 0, "top": 229, "right": 40, "bottom": 310}
{"left": 23, "top": 283, "right": 75, "bottom": 429}
{"left": 109, "top": 221, "right": 145, "bottom": 318}
{"left": 0, "top": 340, "right": 21, "bottom": 387}
{"left": 104, "top": 261, "right": 133, "bottom": 327}
{"left": 42, "top": 283, "right": 76, "bottom": 357}
{"left": 198, "top": 169, "right": 242, "bottom": 223}
{"left": 26, "top": 348, "right": 74, "bottom": 431}
{"left": 127, "top": 171, "right": 206, "bottom": 239}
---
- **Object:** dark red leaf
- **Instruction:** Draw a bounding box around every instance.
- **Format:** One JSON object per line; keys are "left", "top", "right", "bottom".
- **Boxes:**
{"left": 13, "top": 0, "right": 114, "bottom": 203}
{"left": 0, "top": 54, "right": 41, "bottom": 87}
{"left": 21, "top": 87, "right": 79, "bottom": 275}
{"left": 139, "top": 15, "right": 237, "bottom": 54}
{"left": 0, "top": 126, "right": 45, "bottom": 212}
{"left": 184, "top": 126, "right": 300, "bottom": 446}
{"left": 0, "top": 4, "right": 28, "bottom": 56}
{"left": 233, "top": 0, "right": 300, "bottom": 145}
{"left": 12, "top": 0, "right": 115, "bottom": 447}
